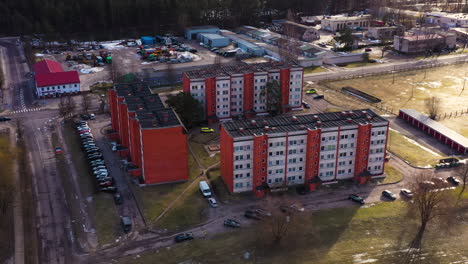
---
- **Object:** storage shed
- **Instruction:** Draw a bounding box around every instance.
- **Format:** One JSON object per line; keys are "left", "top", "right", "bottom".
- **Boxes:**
{"left": 185, "top": 26, "right": 220, "bottom": 40}
{"left": 399, "top": 109, "right": 468, "bottom": 155}
{"left": 141, "top": 36, "right": 155, "bottom": 45}
{"left": 198, "top": 33, "right": 229, "bottom": 47}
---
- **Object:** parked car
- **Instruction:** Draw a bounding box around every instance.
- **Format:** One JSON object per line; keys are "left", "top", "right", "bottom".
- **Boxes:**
{"left": 121, "top": 216, "right": 132, "bottom": 233}
{"left": 114, "top": 192, "right": 123, "bottom": 205}
{"left": 349, "top": 194, "right": 365, "bottom": 205}
{"left": 208, "top": 197, "right": 218, "bottom": 208}
{"left": 400, "top": 189, "right": 414, "bottom": 198}
{"left": 305, "top": 89, "right": 317, "bottom": 95}
{"left": 365, "top": 48, "right": 372, "bottom": 52}
{"left": 89, "top": 113, "right": 96, "bottom": 120}
{"left": 0, "top": 117, "right": 12, "bottom": 122}
{"left": 447, "top": 176, "right": 460, "bottom": 186}
{"left": 174, "top": 233, "right": 194, "bottom": 243}
{"left": 313, "top": 94, "right": 324, "bottom": 100}
{"left": 244, "top": 210, "right": 262, "bottom": 220}
{"left": 200, "top": 127, "right": 214, "bottom": 133}
{"left": 81, "top": 114, "right": 90, "bottom": 120}
{"left": 280, "top": 204, "right": 305, "bottom": 214}
{"left": 224, "top": 219, "right": 241, "bottom": 228}
{"left": 302, "top": 101, "right": 310, "bottom": 109}
{"left": 252, "top": 208, "right": 271, "bottom": 217}
{"left": 382, "top": 190, "right": 397, "bottom": 200}
{"left": 100, "top": 186, "right": 117, "bottom": 193}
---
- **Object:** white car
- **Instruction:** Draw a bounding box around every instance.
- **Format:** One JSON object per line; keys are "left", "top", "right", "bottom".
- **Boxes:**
{"left": 208, "top": 198, "right": 218, "bottom": 208}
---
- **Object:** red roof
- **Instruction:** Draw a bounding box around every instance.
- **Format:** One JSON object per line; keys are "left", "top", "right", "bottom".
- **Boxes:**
{"left": 33, "top": 59, "right": 64, "bottom": 74}
{"left": 35, "top": 72, "right": 80, "bottom": 87}
{"left": 33, "top": 59, "right": 80, "bottom": 87}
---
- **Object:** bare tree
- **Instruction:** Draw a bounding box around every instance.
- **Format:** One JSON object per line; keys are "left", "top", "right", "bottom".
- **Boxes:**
{"left": 58, "top": 95, "right": 76, "bottom": 120}
{"left": 424, "top": 96, "right": 441, "bottom": 120}
{"left": 166, "top": 63, "right": 177, "bottom": 90}
{"left": 405, "top": 172, "right": 453, "bottom": 251}
{"left": 81, "top": 93, "right": 92, "bottom": 114}
{"left": 456, "top": 164, "right": 468, "bottom": 202}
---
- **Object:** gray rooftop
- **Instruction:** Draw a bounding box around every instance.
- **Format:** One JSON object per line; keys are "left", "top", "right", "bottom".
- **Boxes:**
{"left": 184, "top": 61, "right": 298, "bottom": 80}
{"left": 400, "top": 109, "right": 468, "bottom": 149}
{"left": 114, "top": 83, "right": 182, "bottom": 129}
{"left": 223, "top": 109, "right": 388, "bottom": 138}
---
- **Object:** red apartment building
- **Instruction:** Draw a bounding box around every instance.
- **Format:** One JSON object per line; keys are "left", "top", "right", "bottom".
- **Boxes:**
{"left": 108, "top": 83, "right": 189, "bottom": 185}
{"left": 220, "top": 109, "right": 389, "bottom": 198}
{"left": 182, "top": 62, "right": 304, "bottom": 123}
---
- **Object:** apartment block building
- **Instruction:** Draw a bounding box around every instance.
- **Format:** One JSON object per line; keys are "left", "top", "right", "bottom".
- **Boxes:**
{"left": 321, "top": 14, "right": 371, "bottom": 32}
{"left": 108, "top": 83, "right": 189, "bottom": 185}
{"left": 394, "top": 33, "right": 456, "bottom": 53}
{"left": 220, "top": 109, "right": 389, "bottom": 198}
{"left": 182, "top": 62, "right": 303, "bottom": 122}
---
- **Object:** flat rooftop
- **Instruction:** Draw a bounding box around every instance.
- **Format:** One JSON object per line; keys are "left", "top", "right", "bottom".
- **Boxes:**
{"left": 184, "top": 61, "right": 298, "bottom": 80}
{"left": 323, "top": 15, "right": 371, "bottom": 21}
{"left": 223, "top": 109, "right": 388, "bottom": 139}
{"left": 198, "top": 33, "right": 228, "bottom": 40}
{"left": 400, "top": 109, "right": 468, "bottom": 149}
{"left": 186, "top": 25, "right": 219, "bottom": 31}
{"left": 114, "top": 83, "right": 182, "bottom": 129}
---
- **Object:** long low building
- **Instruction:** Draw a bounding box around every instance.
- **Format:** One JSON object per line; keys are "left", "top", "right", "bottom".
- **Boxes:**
{"left": 220, "top": 109, "right": 389, "bottom": 198}
{"left": 108, "top": 83, "right": 189, "bottom": 185}
{"left": 399, "top": 109, "right": 468, "bottom": 155}
{"left": 34, "top": 59, "right": 80, "bottom": 98}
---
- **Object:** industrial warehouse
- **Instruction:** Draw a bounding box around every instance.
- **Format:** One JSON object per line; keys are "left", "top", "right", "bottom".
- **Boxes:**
{"left": 108, "top": 83, "right": 189, "bottom": 185}
{"left": 220, "top": 109, "right": 390, "bottom": 198}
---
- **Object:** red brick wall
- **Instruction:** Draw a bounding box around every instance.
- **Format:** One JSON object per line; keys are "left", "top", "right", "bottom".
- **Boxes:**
{"left": 220, "top": 126, "right": 234, "bottom": 193}
{"left": 280, "top": 68, "right": 291, "bottom": 111}
{"left": 108, "top": 89, "right": 119, "bottom": 132}
{"left": 118, "top": 103, "right": 130, "bottom": 150}
{"left": 243, "top": 73, "right": 254, "bottom": 113}
{"left": 141, "top": 126, "right": 188, "bottom": 184}
{"left": 205, "top": 77, "right": 216, "bottom": 119}
{"left": 129, "top": 117, "right": 142, "bottom": 167}
{"left": 253, "top": 134, "right": 268, "bottom": 198}
{"left": 354, "top": 123, "right": 372, "bottom": 182}
{"left": 182, "top": 73, "right": 190, "bottom": 93}
{"left": 305, "top": 128, "right": 321, "bottom": 189}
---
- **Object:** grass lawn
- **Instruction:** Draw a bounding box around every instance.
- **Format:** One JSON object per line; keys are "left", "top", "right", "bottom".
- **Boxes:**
{"left": 379, "top": 164, "right": 404, "bottom": 184}
{"left": 341, "top": 61, "right": 376, "bottom": 68}
{"left": 156, "top": 182, "right": 208, "bottom": 231}
{"left": 439, "top": 115, "right": 468, "bottom": 137}
{"left": 0, "top": 133, "right": 14, "bottom": 262}
{"left": 189, "top": 141, "right": 220, "bottom": 168}
{"left": 325, "top": 64, "right": 468, "bottom": 115}
{"left": 60, "top": 123, "right": 120, "bottom": 246}
{"left": 119, "top": 199, "right": 468, "bottom": 264}
{"left": 324, "top": 107, "right": 347, "bottom": 113}
{"left": 304, "top": 66, "right": 328, "bottom": 74}
{"left": 132, "top": 154, "right": 202, "bottom": 229}
{"left": 387, "top": 130, "right": 442, "bottom": 167}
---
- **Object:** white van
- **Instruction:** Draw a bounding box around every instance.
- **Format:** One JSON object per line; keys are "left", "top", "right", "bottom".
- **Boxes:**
{"left": 199, "top": 181, "right": 212, "bottom": 198}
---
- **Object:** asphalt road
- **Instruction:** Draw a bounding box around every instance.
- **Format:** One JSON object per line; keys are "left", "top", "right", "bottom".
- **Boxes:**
{"left": 304, "top": 53, "right": 468, "bottom": 83}
{"left": 0, "top": 37, "right": 77, "bottom": 264}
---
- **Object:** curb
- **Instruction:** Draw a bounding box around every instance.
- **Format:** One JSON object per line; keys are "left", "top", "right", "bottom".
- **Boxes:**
{"left": 387, "top": 150, "right": 433, "bottom": 170}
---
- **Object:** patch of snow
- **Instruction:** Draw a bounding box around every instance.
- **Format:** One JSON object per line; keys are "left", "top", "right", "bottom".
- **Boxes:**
{"left": 100, "top": 41, "right": 124, "bottom": 50}
{"left": 353, "top": 253, "right": 378, "bottom": 264}
{"left": 403, "top": 135, "right": 442, "bottom": 157}
{"left": 35, "top": 53, "right": 44, "bottom": 57}
{"left": 416, "top": 87, "right": 426, "bottom": 91}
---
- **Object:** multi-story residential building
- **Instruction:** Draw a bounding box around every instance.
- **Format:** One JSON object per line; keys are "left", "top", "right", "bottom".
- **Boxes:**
{"left": 33, "top": 59, "right": 80, "bottom": 98}
{"left": 321, "top": 14, "right": 371, "bottom": 32}
{"left": 220, "top": 109, "right": 389, "bottom": 198}
{"left": 108, "top": 83, "right": 189, "bottom": 185}
{"left": 393, "top": 33, "right": 456, "bottom": 53}
{"left": 182, "top": 62, "right": 304, "bottom": 122}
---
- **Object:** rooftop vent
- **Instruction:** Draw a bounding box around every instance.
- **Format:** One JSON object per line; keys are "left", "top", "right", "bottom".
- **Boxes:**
{"left": 262, "top": 120, "right": 268, "bottom": 126}
{"left": 264, "top": 126, "right": 270, "bottom": 131}
{"left": 239, "top": 127, "right": 245, "bottom": 132}
{"left": 292, "top": 116, "right": 298, "bottom": 122}
{"left": 346, "top": 118, "right": 353, "bottom": 123}
{"left": 361, "top": 110, "right": 367, "bottom": 115}
{"left": 316, "top": 121, "right": 322, "bottom": 127}
{"left": 341, "top": 111, "right": 347, "bottom": 116}
{"left": 366, "top": 115, "right": 372, "bottom": 121}
{"left": 300, "top": 125, "right": 306, "bottom": 130}
{"left": 347, "top": 111, "right": 354, "bottom": 116}
{"left": 313, "top": 115, "right": 320, "bottom": 120}
{"left": 251, "top": 120, "right": 257, "bottom": 126}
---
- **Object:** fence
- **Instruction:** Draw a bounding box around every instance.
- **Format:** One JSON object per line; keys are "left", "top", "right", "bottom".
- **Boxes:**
{"left": 436, "top": 108, "right": 468, "bottom": 120}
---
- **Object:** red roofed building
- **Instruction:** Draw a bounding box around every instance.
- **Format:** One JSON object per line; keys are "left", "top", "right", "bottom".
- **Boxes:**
{"left": 34, "top": 59, "right": 80, "bottom": 98}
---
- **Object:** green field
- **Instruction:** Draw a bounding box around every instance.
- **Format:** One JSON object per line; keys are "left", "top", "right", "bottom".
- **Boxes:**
{"left": 0, "top": 133, "right": 14, "bottom": 262}
{"left": 439, "top": 115, "right": 468, "bottom": 137}
{"left": 387, "top": 130, "right": 442, "bottom": 167}
{"left": 119, "top": 197, "right": 468, "bottom": 264}
{"left": 325, "top": 64, "right": 468, "bottom": 115}
{"left": 304, "top": 66, "right": 328, "bottom": 74}
{"left": 379, "top": 164, "right": 404, "bottom": 184}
